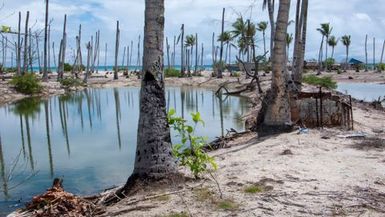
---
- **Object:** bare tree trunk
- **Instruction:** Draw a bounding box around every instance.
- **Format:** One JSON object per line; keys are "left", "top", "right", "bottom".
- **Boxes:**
{"left": 166, "top": 37, "right": 170, "bottom": 69}
{"left": 23, "top": 11, "right": 29, "bottom": 75}
{"left": 373, "top": 37, "right": 376, "bottom": 71}
{"left": 173, "top": 35, "right": 176, "bottom": 68}
{"left": 130, "top": 40, "right": 133, "bottom": 70}
{"left": 96, "top": 31, "right": 100, "bottom": 73}
{"left": 136, "top": 35, "right": 141, "bottom": 73}
{"left": 180, "top": 24, "right": 185, "bottom": 76}
{"left": 104, "top": 43, "right": 108, "bottom": 71}
{"left": 267, "top": 0, "right": 275, "bottom": 60}
{"left": 48, "top": 24, "right": 51, "bottom": 73}
{"left": 28, "top": 29, "right": 32, "bottom": 72}
{"left": 121, "top": 46, "right": 126, "bottom": 69}
{"left": 43, "top": 0, "right": 49, "bottom": 81}
{"left": 114, "top": 21, "right": 120, "bottom": 80}
{"left": 17, "top": 12, "right": 21, "bottom": 75}
{"left": 365, "top": 34, "right": 368, "bottom": 72}
{"left": 378, "top": 40, "right": 385, "bottom": 73}
{"left": 201, "top": 43, "right": 204, "bottom": 71}
{"left": 194, "top": 33, "right": 198, "bottom": 75}
{"left": 84, "top": 42, "right": 91, "bottom": 83}
{"left": 125, "top": 0, "right": 176, "bottom": 184}
{"left": 258, "top": 0, "right": 292, "bottom": 132}
{"left": 217, "top": 8, "right": 225, "bottom": 78}
{"left": 126, "top": 45, "right": 130, "bottom": 71}
{"left": 52, "top": 42, "right": 56, "bottom": 68}
{"left": 211, "top": 32, "right": 215, "bottom": 76}
{"left": 36, "top": 33, "right": 42, "bottom": 73}
{"left": 58, "top": 14, "right": 67, "bottom": 80}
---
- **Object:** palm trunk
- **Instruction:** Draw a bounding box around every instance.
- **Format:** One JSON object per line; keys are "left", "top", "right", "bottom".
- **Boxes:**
{"left": 267, "top": 0, "right": 275, "bottom": 60}
{"left": 217, "top": 8, "right": 225, "bottom": 78}
{"left": 23, "top": 11, "right": 30, "bottom": 75}
{"left": 378, "top": 40, "right": 385, "bottom": 72}
{"left": 373, "top": 37, "right": 376, "bottom": 71}
{"left": 180, "top": 24, "right": 185, "bottom": 76}
{"left": 166, "top": 37, "right": 170, "bottom": 69}
{"left": 344, "top": 45, "right": 349, "bottom": 72}
{"left": 258, "top": 0, "right": 292, "bottom": 132}
{"left": 194, "top": 33, "right": 198, "bottom": 75}
{"left": 43, "top": 0, "right": 49, "bottom": 80}
{"left": 126, "top": 0, "right": 176, "bottom": 183}
{"left": 365, "top": 34, "right": 368, "bottom": 72}
{"left": 114, "top": 21, "right": 120, "bottom": 80}
{"left": 17, "top": 12, "right": 21, "bottom": 75}
{"left": 104, "top": 43, "right": 108, "bottom": 71}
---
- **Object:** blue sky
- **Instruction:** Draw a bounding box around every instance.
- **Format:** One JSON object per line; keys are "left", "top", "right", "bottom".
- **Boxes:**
{"left": 1, "top": 0, "right": 385, "bottom": 66}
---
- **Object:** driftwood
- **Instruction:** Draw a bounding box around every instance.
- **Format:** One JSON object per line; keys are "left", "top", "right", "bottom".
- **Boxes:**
{"left": 205, "top": 129, "right": 251, "bottom": 151}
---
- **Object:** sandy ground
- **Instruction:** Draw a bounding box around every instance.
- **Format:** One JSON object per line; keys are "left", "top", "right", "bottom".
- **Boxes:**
{"left": 96, "top": 103, "right": 385, "bottom": 217}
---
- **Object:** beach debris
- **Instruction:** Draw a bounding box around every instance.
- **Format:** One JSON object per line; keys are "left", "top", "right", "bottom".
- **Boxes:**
{"left": 297, "top": 128, "right": 309, "bottom": 134}
{"left": 372, "top": 129, "right": 384, "bottom": 134}
{"left": 337, "top": 132, "right": 367, "bottom": 139}
{"left": 281, "top": 149, "right": 293, "bottom": 155}
{"left": 352, "top": 137, "right": 385, "bottom": 151}
{"left": 16, "top": 178, "right": 98, "bottom": 217}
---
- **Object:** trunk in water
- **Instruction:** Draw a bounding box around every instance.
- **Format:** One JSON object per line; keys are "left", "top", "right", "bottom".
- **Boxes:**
{"left": 257, "top": 0, "right": 292, "bottom": 134}
{"left": 124, "top": 0, "right": 176, "bottom": 184}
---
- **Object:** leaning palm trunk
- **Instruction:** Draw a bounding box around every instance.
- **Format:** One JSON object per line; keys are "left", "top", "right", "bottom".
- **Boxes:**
{"left": 257, "top": 0, "right": 292, "bottom": 133}
{"left": 344, "top": 45, "right": 349, "bottom": 72}
{"left": 124, "top": 0, "right": 176, "bottom": 186}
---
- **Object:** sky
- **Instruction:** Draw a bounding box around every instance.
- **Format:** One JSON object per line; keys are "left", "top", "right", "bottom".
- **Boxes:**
{"left": 0, "top": 0, "right": 385, "bottom": 66}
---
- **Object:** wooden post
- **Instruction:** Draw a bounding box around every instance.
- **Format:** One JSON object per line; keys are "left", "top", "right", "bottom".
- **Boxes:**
{"left": 114, "top": 21, "right": 120, "bottom": 80}
{"left": 23, "top": 11, "right": 30, "bottom": 74}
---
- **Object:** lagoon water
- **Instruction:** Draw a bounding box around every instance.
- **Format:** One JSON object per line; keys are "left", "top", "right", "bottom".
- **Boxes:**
{"left": 337, "top": 83, "right": 385, "bottom": 102}
{"left": 0, "top": 86, "right": 249, "bottom": 214}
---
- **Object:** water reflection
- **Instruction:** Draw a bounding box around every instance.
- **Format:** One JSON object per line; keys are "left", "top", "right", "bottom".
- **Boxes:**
{"left": 0, "top": 86, "right": 249, "bottom": 212}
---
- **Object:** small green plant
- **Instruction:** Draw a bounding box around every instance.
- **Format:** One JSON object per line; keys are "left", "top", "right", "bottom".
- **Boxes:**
{"left": 10, "top": 74, "right": 42, "bottom": 94}
{"left": 193, "top": 187, "right": 214, "bottom": 201}
{"left": 232, "top": 71, "right": 241, "bottom": 77}
{"left": 244, "top": 185, "right": 264, "bottom": 193}
{"left": 303, "top": 74, "right": 337, "bottom": 89}
{"left": 325, "top": 58, "right": 335, "bottom": 70}
{"left": 164, "top": 68, "right": 181, "bottom": 77}
{"left": 216, "top": 199, "right": 239, "bottom": 211}
{"left": 59, "top": 77, "right": 83, "bottom": 88}
{"left": 168, "top": 109, "right": 217, "bottom": 178}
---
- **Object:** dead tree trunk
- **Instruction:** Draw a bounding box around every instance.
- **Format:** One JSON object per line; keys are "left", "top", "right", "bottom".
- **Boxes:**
{"left": 378, "top": 39, "right": 385, "bottom": 73}
{"left": 194, "top": 33, "right": 198, "bottom": 75}
{"left": 84, "top": 41, "right": 91, "bottom": 83}
{"left": 17, "top": 12, "right": 21, "bottom": 75}
{"left": 200, "top": 43, "right": 204, "bottom": 71}
{"left": 373, "top": 37, "right": 376, "bottom": 71}
{"left": 217, "top": 8, "right": 225, "bottom": 78}
{"left": 43, "top": 0, "right": 49, "bottom": 81}
{"left": 166, "top": 37, "right": 170, "bottom": 69}
{"left": 114, "top": 21, "right": 120, "bottom": 80}
{"left": 23, "top": 11, "right": 29, "bottom": 75}
{"left": 180, "top": 24, "right": 185, "bottom": 76}
{"left": 365, "top": 34, "right": 368, "bottom": 72}
{"left": 104, "top": 43, "right": 107, "bottom": 71}
{"left": 36, "top": 33, "right": 42, "bottom": 73}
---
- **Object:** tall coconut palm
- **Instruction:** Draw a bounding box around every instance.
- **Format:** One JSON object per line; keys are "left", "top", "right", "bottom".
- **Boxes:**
{"left": 185, "top": 34, "right": 196, "bottom": 75}
{"left": 123, "top": 0, "right": 176, "bottom": 189}
{"left": 328, "top": 35, "right": 338, "bottom": 59}
{"left": 316, "top": 23, "right": 332, "bottom": 72}
{"left": 258, "top": 0, "right": 292, "bottom": 132}
{"left": 286, "top": 33, "right": 293, "bottom": 62}
{"left": 320, "top": 23, "right": 332, "bottom": 60}
{"left": 263, "top": 0, "right": 275, "bottom": 59}
{"left": 257, "top": 21, "right": 268, "bottom": 55}
{"left": 342, "top": 35, "right": 351, "bottom": 72}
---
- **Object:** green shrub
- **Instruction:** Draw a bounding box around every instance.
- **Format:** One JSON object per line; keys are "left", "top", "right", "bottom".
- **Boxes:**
{"left": 325, "top": 58, "right": 335, "bottom": 70}
{"left": 213, "top": 61, "right": 225, "bottom": 72}
{"left": 232, "top": 71, "right": 241, "bottom": 77}
{"left": 10, "top": 74, "right": 42, "bottom": 94}
{"left": 168, "top": 109, "right": 217, "bottom": 178}
{"left": 303, "top": 75, "right": 337, "bottom": 89}
{"left": 59, "top": 77, "right": 83, "bottom": 88}
{"left": 377, "top": 63, "right": 385, "bottom": 71}
{"left": 63, "top": 63, "right": 73, "bottom": 72}
{"left": 164, "top": 68, "right": 181, "bottom": 77}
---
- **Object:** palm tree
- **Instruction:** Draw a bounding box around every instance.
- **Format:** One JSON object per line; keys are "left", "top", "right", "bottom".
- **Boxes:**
{"left": 286, "top": 33, "right": 293, "bottom": 62}
{"left": 123, "top": 0, "right": 176, "bottom": 189}
{"left": 257, "top": 21, "right": 268, "bottom": 55}
{"left": 185, "top": 34, "right": 196, "bottom": 76}
{"left": 263, "top": 0, "right": 275, "bottom": 59}
{"left": 258, "top": 0, "right": 291, "bottom": 132}
{"left": 316, "top": 23, "right": 332, "bottom": 72}
{"left": 218, "top": 31, "right": 232, "bottom": 64}
{"left": 342, "top": 35, "right": 351, "bottom": 72}
{"left": 328, "top": 35, "right": 338, "bottom": 59}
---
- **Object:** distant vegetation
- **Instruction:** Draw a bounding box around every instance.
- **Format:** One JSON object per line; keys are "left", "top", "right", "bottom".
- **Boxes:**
{"left": 59, "top": 77, "right": 84, "bottom": 88}
{"left": 10, "top": 74, "right": 42, "bottom": 94}
{"left": 303, "top": 75, "right": 337, "bottom": 89}
{"left": 164, "top": 68, "right": 181, "bottom": 77}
